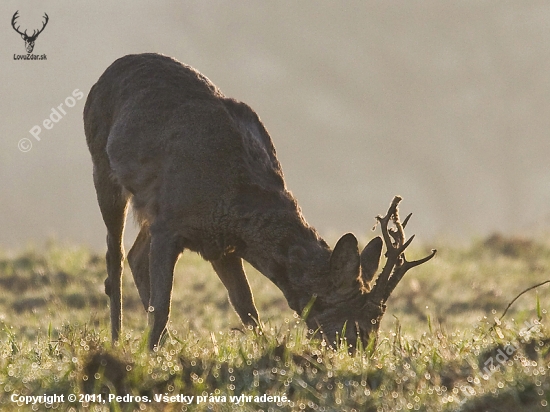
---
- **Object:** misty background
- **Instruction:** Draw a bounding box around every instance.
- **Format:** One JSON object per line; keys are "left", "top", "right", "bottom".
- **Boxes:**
{"left": 1, "top": 1, "right": 550, "bottom": 251}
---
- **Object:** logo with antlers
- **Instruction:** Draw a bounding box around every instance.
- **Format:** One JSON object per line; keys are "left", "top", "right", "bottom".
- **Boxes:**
{"left": 11, "top": 11, "right": 49, "bottom": 54}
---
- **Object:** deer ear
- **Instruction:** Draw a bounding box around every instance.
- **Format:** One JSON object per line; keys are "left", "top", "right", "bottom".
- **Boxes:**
{"left": 360, "top": 236, "right": 382, "bottom": 285}
{"left": 330, "top": 233, "right": 360, "bottom": 290}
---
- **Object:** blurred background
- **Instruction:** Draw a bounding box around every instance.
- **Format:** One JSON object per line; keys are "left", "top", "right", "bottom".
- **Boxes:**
{"left": 1, "top": 1, "right": 550, "bottom": 251}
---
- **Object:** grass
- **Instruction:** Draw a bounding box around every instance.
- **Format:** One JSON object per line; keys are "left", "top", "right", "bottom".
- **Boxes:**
{"left": 0, "top": 234, "right": 549, "bottom": 411}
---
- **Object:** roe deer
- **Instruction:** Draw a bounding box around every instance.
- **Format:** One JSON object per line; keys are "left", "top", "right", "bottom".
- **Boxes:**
{"left": 84, "top": 53, "right": 435, "bottom": 350}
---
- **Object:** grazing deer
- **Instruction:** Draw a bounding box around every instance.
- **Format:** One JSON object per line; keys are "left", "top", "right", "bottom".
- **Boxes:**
{"left": 84, "top": 53, "right": 435, "bottom": 350}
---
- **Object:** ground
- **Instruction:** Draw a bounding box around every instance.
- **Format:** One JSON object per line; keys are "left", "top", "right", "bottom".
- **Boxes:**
{"left": 0, "top": 234, "right": 549, "bottom": 411}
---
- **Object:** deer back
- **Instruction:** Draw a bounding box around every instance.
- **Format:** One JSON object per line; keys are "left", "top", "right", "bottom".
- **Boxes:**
{"left": 84, "top": 53, "right": 299, "bottom": 260}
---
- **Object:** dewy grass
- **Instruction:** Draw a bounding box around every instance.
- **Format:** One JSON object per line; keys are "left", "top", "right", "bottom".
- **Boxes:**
{"left": 0, "top": 238, "right": 549, "bottom": 410}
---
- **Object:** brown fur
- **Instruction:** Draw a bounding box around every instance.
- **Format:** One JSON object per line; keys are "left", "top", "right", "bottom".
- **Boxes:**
{"left": 84, "top": 53, "right": 384, "bottom": 350}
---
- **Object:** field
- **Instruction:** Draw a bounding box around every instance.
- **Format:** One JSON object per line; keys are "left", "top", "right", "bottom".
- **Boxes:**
{"left": 1, "top": 234, "right": 549, "bottom": 411}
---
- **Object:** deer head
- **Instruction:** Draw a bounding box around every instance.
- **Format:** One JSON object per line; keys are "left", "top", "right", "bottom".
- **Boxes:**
{"left": 11, "top": 11, "right": 49, "bottom": 54}
{"left": 306, "top": 196, "right": 436, "bottom": 350}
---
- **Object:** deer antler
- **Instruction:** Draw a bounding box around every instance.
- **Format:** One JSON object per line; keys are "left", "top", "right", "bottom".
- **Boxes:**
{"left": 370, "top": 196, "right": 436, "bottom": 303}
{"left": 32, "top": 13, "right": 49, "bottom": 39}
{"left": 11, "top": 11, "right": 49, "bottom": 40}
{"left": 11, "top": 11, "right": 26, "bottom": 37}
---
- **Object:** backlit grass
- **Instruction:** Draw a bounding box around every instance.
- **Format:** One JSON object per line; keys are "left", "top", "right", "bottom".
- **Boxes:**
{"left": 0, "top": 235, "right": 549, "bottom": 411}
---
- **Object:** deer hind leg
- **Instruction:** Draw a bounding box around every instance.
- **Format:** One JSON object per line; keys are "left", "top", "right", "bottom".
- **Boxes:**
{"left": 127, "top": 226, "right": 151, "bottom": 311}
{"left": 211, "top": 254, "right": 259, "bottom": 328}
{"left": 148, "top": 222, "right": 182, "bottom": 350}
{"left": 93, "top": 166, "right": 129, "bottom": 343}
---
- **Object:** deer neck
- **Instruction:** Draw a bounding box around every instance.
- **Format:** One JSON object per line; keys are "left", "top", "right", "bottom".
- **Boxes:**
{"left": 238, "top": 214, "right": 332, "bottom": 314}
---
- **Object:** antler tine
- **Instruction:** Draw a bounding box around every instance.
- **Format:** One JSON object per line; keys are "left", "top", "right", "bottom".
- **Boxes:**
{"left": 398, "top": 234, "right": 415, "bottom": 254}
{"left": 376, "top": 195, "right": 402, "bottom": 250}
{"left": 383, "top": 249, "right": 437, "bottom": 301}
{"left": 402, "top": 213, "right": 412, "bottom": 229}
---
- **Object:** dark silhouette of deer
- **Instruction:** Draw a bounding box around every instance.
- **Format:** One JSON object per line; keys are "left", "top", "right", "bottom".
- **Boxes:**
{"left": 84, "top": 53, "right": 435, "bottom": 351}
{"left": 11, "top": 11, "right": 49, "bottom": 54}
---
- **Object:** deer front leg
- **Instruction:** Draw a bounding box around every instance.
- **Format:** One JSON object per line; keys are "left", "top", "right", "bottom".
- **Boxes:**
{"left": 148, "top": 226, "right": 181, "bottom": 350}
{"left": 211, "top": 254, "right": 259, "bottom": 328}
